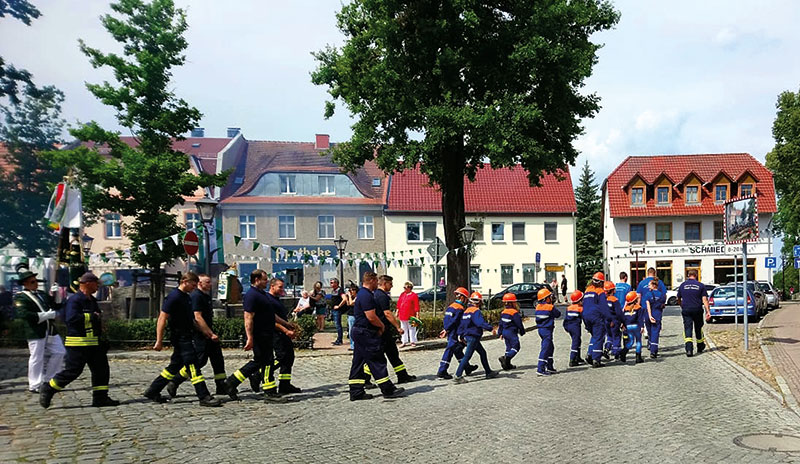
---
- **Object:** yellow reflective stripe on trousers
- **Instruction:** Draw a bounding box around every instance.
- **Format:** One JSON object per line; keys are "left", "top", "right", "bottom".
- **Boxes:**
{"left": 92, "top": 385, "right": 109, "bottom": 391}
{"left": 64, "top": 336, "right": 99, "bottom": 346}
{"left": 262, "top": 381, "right": 277, "bottom": 390}
{"left": 393, "top": 364, "right": 406, "bottom": 373}
{"left": 84, "top": 312, "right": 94, "bottom": 338}
{"left": 49, "top": 378, "right": 63, "bottom": 390}
{"left": 262, "top": 365, "right": 272, "bottom": 384}
{"left": 160, "top": 369, "right": 175, "bottom": 380}
{"left": 179, "top": 366, "right": 189, "bottom": 378}
{"left": 233, "top": 370, "right": 246, "bottom": 382}
{"left": 278, "top": 374, "right": 291, "bottom": 380}
{"left": 214, "top": 373, "right": 227, "bottom": 380}
{"left": 188, "top": 364, "right": 204, "bottom": 385}
{"left": 349, "top": 379, "right": 366, "bottom": 385}
{"left": 191, "top": 375, "right": 206, "bottom": 385}
{"left": 697, "top": 337, "right": 705, "bottom": 343}
{"left": 684, "top": 337, "right": 693, "bottom": 343}
{"left": 375, "top": 376, "right": 390, "bottom": 384}
{"left": 363, "top": 365, "right": 372, "bottom": 375}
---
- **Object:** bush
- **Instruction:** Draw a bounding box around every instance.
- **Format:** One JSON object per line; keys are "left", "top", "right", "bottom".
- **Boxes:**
{"left": 415, "top": 309, "right": 501, "bottom": 340}
{"left": 292, "top": 314, "right": 317, "bottom": 349}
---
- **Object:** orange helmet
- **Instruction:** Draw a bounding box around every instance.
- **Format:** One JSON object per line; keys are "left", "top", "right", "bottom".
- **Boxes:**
{"left": 502, "top": 293, "right": 517, "bottom": 302}
{"left": 454, "top": 287, "right": 469, "bottom": 299}
{"left": 592, "top": 272, "right": 605, "bottom": 282}
{"left": 570, "top": 290, "right": 584, "bottom": 303}
{"left": 603, "top": 281, "right": 616, "bottom": 292}
{"left": 469, "top": 291, "right": 482, "bottom": 303}
{"left": 625, "top": 291, "right": 638, "bottom": 303}
{"left": 537, "top": 288, "right": 552, "bottom": 301}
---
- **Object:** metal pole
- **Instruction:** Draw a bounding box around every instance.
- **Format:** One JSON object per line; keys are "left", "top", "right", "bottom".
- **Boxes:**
{"left": 743, "top": 242, "right": 749, "bottom": 351}
{"left": 203, "top": 222, "right": 211, "bottom": 276}
{"left": 432, "top": 250, "right": 438, "bottom": 314}
{"left": 734, "top": 254, "right": 738, "bottom": 329}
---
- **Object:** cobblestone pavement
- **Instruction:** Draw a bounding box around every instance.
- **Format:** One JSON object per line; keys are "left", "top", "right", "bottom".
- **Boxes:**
{"left": 2, "top": 308, "right": 800, "bottom": 463}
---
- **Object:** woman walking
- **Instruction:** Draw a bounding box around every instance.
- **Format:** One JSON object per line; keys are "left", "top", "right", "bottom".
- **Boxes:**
{"left": 397, "top": 282, "right": 420, "bottom": 347}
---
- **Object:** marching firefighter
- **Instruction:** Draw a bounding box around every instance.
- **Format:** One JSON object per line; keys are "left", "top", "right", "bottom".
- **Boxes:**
{"left": 620, "top": 291, "right": 644, "bottom": 364}
{"left": 534, "top": 288, "right": 560, "bottom": 376}
{"left": 363, "top": 275, "right": 417, "bottom": 384}
{"left": 603, "top": 280, "right": 623, "bottom": 360}
{"left": 563, "top": 290, "right": 585, "bottom": 367}
{"left": 676, "top": 269, "right": 711, "bottom": 357}
{"left": 497, "top": 293, "right": 525, "bottom": 370}
{"left": 583, "top": 272, "right": 609, "bottom": 368}
{"left": 40, "top": 273, "right": 119, "bottom": 408}
{"left": 437, "top": 287, "right": 477, "bottom": 379}
{"left": 644, "top": 277, "right": 667, "bottom": 358}
{"left": 453, "top": 292, "right": 498, "bottom": 383}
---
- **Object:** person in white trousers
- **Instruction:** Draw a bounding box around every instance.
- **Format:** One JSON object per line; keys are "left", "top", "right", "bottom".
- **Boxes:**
{"left": 13, "top": 269, "right": 65, "bottom": 393}
{"left": 397, "top": 282, "right": 420, "bottom": 347}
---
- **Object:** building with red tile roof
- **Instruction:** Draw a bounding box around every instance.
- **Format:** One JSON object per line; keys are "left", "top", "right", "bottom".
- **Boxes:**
{"left": 602, "top": 153, "right": 777, "bottom": 289}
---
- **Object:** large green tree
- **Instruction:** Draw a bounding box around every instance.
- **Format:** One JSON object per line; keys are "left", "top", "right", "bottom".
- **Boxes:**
{"left": 0, "top": 0, "right": 41, "bottom": 104}
{"left": 575, "top": 160, "right": 602, "bottom": 286}
{"left": 0, "top": 86, "right": 65, "bottom": 255}
{"left": 313, "top": 0, "right": 618, "bottom": 293}
{"left": 47, "top": 0, "right": 226, "bottom": 313}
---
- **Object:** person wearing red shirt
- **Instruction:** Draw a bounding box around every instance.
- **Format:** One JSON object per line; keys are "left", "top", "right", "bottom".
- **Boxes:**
{"left": 397, "top": 282, "right": 420, "bottom": 347}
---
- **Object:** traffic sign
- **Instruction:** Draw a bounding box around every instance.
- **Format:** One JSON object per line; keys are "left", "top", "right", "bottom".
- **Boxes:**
{"left": 795, "top": 257, "right": 800, "bottom": 269}
{"left": 183, "top": 230, "right": 199, "bottom": 255}
{"left": 427, "top": 237, "right": 447, "bottom": 263}
{"left": 795, "top": 245, "right": 800, "bottom": 258}
{"left": 535, "top": 252, "right": 541, "bottom": 263}
{"left": 765, "top": 257, "right": 777, "bottom": 269}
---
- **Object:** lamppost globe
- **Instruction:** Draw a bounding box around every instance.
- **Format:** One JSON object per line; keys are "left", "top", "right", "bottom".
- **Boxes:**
{"left": 333, "top": 235, "right": 348, "bottom": 287}
{"left": 81, "top": 234, "right": 94, "bottom": 259}
{"left": 195, "top": 196, "right": 219, "bottom": 224}
{"left": 459, "top": 224, "right": 476, "bottom": 245}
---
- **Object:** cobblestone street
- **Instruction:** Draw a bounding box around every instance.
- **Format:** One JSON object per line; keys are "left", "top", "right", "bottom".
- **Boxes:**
{"left": 2, "top": 308, "right": 800, "bottom": 463}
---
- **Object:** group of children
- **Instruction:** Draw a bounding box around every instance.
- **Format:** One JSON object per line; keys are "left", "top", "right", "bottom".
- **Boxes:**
{"left": 437, "top": 272, "right": 673, "bottom": 381}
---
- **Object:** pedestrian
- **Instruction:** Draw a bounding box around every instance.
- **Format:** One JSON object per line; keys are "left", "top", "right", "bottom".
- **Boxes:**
{"left": 676, "top": 269, "right": 710, "bottom": 357}
{"left": 14, "top": 267, "right": 65, "bottom": 394}
{"left": 365, "top": 275, "right": 416, "bottom": 384}
{"left": 583, "top": 272, "right": 609, "bottom": 368}
{"left": 39, "top": 273, "right": 118, "bottom": 408}
{"left": 347, "top": 271, "right": 405, "bottom": 401}
{"left": 497, "top": 293, "right": 525, "bottom": 370}
{"left": 344, "top": 284, "right": 358, "bottom": 350}
{"left": 272, "top": 279, "right": 303, "bottom": 395}
{"left": 437, "top": 287, "right": 476, "bottom": 379}
{"left": 603, "top": 280, "right": 623, "bottom": 360}
{"left": 534, "top": 288, "right": 560, "bottom": 376}
{"left": 329, "top": 278, "right": 346, "bottom": 346}
{"left": 564, "top": 290, "right": 585, "bottom": 367}
{"left": 453, "top": 292, "right": 498, "bottom": 383}
{"left": 560, "top": 274, "right": 568, "bottom": 303}
{"left": 397, "top": 282, "right": 420, "bottom": 347}
{"left": 293, "top": 290, "right": 311, "bottom": 318}
{"left": 143, "top": 272, "right": 221, "bottom": 407}
{"left": 550, "top": 277, "right": 559, "bottom": 303}
{"left": 620, "top": 291, "right": 644, "bottom": 364}
{"left": 636, "top": 267, "right": 665, "bottom": 340}
{"left": 644, "top": 277, "right": 666, "bottom": 358}
{"left": 166, "top": 273, "right": 228, "bottom": 398}
{"left": 224, "top": 272, "right": 296, "bottom": 403}
{"left": 614, "top": 272, "right": 631, "bottom": 303}
{"left": 310, "top": 281, "right": 327, "bottom": 332}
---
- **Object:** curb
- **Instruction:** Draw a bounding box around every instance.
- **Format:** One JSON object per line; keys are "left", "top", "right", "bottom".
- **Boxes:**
{"left": 758, "top": 310, "right": 800, "bottom": 415}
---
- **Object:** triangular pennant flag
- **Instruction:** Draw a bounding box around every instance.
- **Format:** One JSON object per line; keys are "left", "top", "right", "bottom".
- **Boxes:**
{"left": 252, "top": 242, "right": 260, "bottom": 252}
{"left": 170, "top": 234, "right": 180, "bottom": 246}
{"left": 139, "top": 244, "right": 148, "bottom": 255}
{"left": 155, "top": 239, "right": 164, "bottom": 251}
{"left": 234, "top": 236, "right": 242, "bottom": 246}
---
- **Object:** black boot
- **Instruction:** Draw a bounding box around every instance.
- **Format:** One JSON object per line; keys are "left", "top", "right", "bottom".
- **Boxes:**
{"left": 264, "top": 390, "right": 288, "bottom": 403}
{"left": 396, "top": 371, "right": 417, "bottom": 384}
{"left": 569, "top": 358, "right": 580, "bottom": 367}
{"left": 224, "top": 376, "right": 240, "bottom": 401}
{"left": 650, "top": 352, "right": 658, "bottom": 359}
{"left": 143, "top": 387, "right": 169, "bottom": 404}
{"left": 39, "top": 383, "right": 56, "bottom": 409}
{"left": 620, "top": 353, "right": 627, "bottom": 363}
{"left": 465, "top": 364, "right": 479, "bottom": 375}
{"left": 697, "top": 342, "right": 706, "bottom": 354}
{"left": 166, "top": 380, "right": 179, "bottom": 399}
{"left": 437, "top": 372, "right": 453, "bottom": 380}
{"left": 279, "top": 380, "right": 302, "bottom": 394}
{"left": 198, "top": 395, "right": 222, "bottom": 407}
{"left": 592, "top": 359, "right": 604, "bottom": 368}
{"left": 249, "top": 373, "right": 261, "bottom": 393}
{"left": 585, "top": 356, "right": 594, "bottom": 365}
{"left": 602, "top": 349, "right": 611, "bottom": 360}
{"left": 635, "top": 353, "right": 644, "bottom": 364}
{"left": 575, "top": 356, "right": 585, "bottom": 365}
{"left": 215, "top": 379, "right": 228, "bottom": 396}
{"left": 92, "top": 391, "right": 120, "bottom": 407}
{"left": 498, "top": 356, "right": 510, "bottom": 370}
{"left": 383, "top": 387, "right": 405, "bottom": 399}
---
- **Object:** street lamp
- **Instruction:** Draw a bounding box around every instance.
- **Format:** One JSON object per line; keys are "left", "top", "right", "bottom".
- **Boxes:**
{"left": 195, "top": 195, "right": 219, "bottom": 275}
{"left": 629, "top": 246, "right": 645, "bottom": 284}
{"left": 333, "top": 235, "right": 348, "bottom": 287}
{"left": 460, "top": 224, "right": 476, "bottom": 291}
{"left": 81, "top": 233, "right": 94, "bottom": 262}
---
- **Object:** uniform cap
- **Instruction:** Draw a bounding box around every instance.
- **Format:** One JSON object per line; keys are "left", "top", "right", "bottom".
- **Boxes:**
{"left": 78, "top": 272, "right": 100, "bottom": 284}
{"left": 537, "top": 287, "right": 552, "bottom": 301}
{"left": 502, "top": 293, "right": 517, "bottom": 302}
{"left": 603, "top": 281, "right": 616, "bottom": 292}
{"left": 625, "top": 291, "right": 638, "bottom": 303}
{"left": 16, "top": 271, "right": 38, "bottom": 284}
{"left": 454, "top": 287, "right": 469, "bottom": 299}
{"left": 570, "top": 290, "right": 584, "bottom": 303}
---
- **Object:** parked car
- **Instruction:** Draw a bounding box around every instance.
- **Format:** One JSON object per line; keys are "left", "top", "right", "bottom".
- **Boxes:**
{"left": 708, "top": 284, "right": 764, "bottom": 321}
{"left": 666, "top": 283, "right": 716, "bottom": 306}
{"left": 757, "top": 281, "right": 780, "bottom": 310}
{"left": 416, "top": 286, "right": 447, "bottom": 302}
{"left": 490, "top": 282, "right": 553, "bottom": 309}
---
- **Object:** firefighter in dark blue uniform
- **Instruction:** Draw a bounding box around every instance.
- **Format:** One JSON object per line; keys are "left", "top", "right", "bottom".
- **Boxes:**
{"left": 497, "top": 293, "right": 525, "bottom": 370}
{"left": 535, "top": 288, "right": 561, "bottom": 376}
{"left": 437, "top": 287, "right": 476, "bottom": 379}
{"left": 39, "top": 273, "right": 119, "bottom": 408}
{"left": 348, "top": 271, "right": 405, "bottom": 401}
{"left": 564, "top": 290, "right": 585, "bottom": 367}
{"left": 643, "top": 277, "right": 667, "bottom": 358}
{"left": 603, "top": 280, "right": 623, "bottom": 360}
{"left": 583, "top": 272, "right": 609, "bottom": 368}
{"left": 676, "top": 269, "right": 710, "bottom": 357}
{"left": 364, "top": 275, "right": 416, "bottom": 384}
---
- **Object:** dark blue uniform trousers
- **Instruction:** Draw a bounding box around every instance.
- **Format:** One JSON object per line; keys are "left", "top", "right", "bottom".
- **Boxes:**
{"left": 646, "top": 309, "right": 663, "bottom": 354}
{"left": 604, "top": 320, "right": 622, "bottom": 355}
{"left": 584, "top": 316, "right": 606, "bottom": 362}
{"left": 147, "top": 337, "right": 211, "bottom": 399}
{"left": 437, "top": 332, "right": 465, "bottom": 375}
{"left": 563, "top": 322, "right": 582, "bottom": 361}
{"left": 537, "top": 327, "right": 554, "bottom": 372}
{"left": 349, "top": 326, "right": 396, "bottom": 399}
{"left": 502, "top": 332, "right": 520, "bottom": 360}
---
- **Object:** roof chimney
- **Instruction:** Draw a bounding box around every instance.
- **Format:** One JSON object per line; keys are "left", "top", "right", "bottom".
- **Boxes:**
{"left": 191, "top": 127, "right": 205, "bottom": 138}
{"left": 226, "top": 127, "right": 241, "bottom": 138}
{"left": 315, "top": 134, "right": 330, "bottom": 150}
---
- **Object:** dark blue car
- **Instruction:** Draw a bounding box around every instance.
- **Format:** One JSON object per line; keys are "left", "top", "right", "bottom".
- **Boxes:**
{"left": 708, "top": 285, "right": 758, "bottom": 321}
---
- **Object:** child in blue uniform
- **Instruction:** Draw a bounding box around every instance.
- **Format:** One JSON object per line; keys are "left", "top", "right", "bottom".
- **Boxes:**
{"left": 603, "top": 280, "right": 623, "bottom": 360}
{"left": 437, "top": 287, "right": 477, "bottom": 379}
{"left": 564, "top": 290, "right": 584, "bottom": 367}
{"left": 644, "top": 277, "right": 666, "bottom": 358}
{"left": 498, "top": 293, "right": 525, "bottom": 370}
{"left": 534, "top": 288, "right": 561, "bottom": 376}
{"left": 583, "top": 272, "right": 609, "bottom": 368}
{"left": 620, "top": 291, "right": 644, "bottom": 364}
{"left": 453, "top": 292, "right": 498, "bottom": 383}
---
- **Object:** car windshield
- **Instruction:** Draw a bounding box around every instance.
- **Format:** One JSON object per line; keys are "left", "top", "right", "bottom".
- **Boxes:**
{"left": 713, "top": 287, "right": 745, "bottom": 299}
{"left": 758, "top": 283, "right": 771, "bottom": 292}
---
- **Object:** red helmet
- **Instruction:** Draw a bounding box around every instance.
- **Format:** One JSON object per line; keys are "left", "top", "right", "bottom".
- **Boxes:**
{"left": 469, "top": 291, "right": 482, "bottom": 302}
{"left": 502, "top": 293, "right": 517, "bottom": 302}
{"left": 537, "top": 288, "right": 552, "bottom": 301}
{"left": 570, "top": 290, "right": 584, "bottom": 303}
{"left": 454, "top": 287, "right": 469, "bottom": 299}
{"left": 603, "top": 281, "right": 616, "bottom": 292}
{"left": 592, "top": 272, "right": 605, "bottom": 282}
{"left": 625, "top": 291, "right": 638, "bottom": 303}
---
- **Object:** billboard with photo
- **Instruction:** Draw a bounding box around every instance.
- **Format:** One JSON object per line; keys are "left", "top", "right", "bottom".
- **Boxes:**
{"left": 724, "top": 196, "right": 758, "bottom": 244}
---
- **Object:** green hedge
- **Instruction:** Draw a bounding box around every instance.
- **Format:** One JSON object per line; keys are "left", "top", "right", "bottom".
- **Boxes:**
{"left": 415, "top": 309, "right": 501, "bottom": 339}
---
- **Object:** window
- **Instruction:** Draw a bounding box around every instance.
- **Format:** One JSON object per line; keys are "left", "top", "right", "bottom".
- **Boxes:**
{"left": 685, "top": 185, "right": 699, "bottom": 204}
{"left": 544, "top": 222, "right": 558, "bottom": 242}
{"left": 470, "top": 265, "right": 480, "bottom": 287}
{"left": 631, "top": 187, "right": 644, "bottom": 205}
{"left": 630, "top": 261, "right": 647, "bottom": 283}
{"left": 185, "top": 212, "right": 200, "bottom": 231}
{"left": 407, "top": 266, "right": 422, "bottom": 287}
{"left": 470, "top": 221, "right": 485, "bottom": 242}
{"left": 105, "top": 213, "right": 122, "bottom": 239}
{"left": 657, "top": 186, "right": 670, "bottom": 204}
{"left": 655, "top": 223, "right": 672, "bottom": 243}
{"left": 501, "top": 265, "right": 514, "bottom": 285}
{"left": 278, "top": 215, "right": 295, "bottom": 239}
{"left": 279, "top": 175, "right": 296, "bottom": 194}
{"left": 714, "top": 184, "right": 728, "bottom": 203}
{"left": 318, "top": 175, "right": 335, "bottom": 195}
{"left": 512, "top": 223, "right": 525, "bottom": 242}
{"left": 522, "top": 264, "right": 536, "bottom": 283}
{"left": 318, "top": 215, "right": 335, "bottom": 239}
{"left": 685, "top": 222, "right": 701, "bottom": 242}
{"left": 630, "top": 223, "right": 646, "bottom": 244}
{"left": 239, "top": 215, "right": 256, "bottom": 239}
{"left": 371, "top": 178, "right": 381, "bottom": 187}
{"left": 714, "top": 220, "right": 724, "bottom": 242}
{"left": 740, "top": 184, "right": 753, "bottom": 197}
{"left": 358, "top": 216, "right": 374, "bottom": 239}
{"left": 656, "top": 260, "right": 673, "bottom": 289}
{"left": 491, "top": 223, "right": 505, "bottom": 241}
{"left": 685, "top": 260, "right": 701, "bottom": 281}
{"left": 406, "top": 221, "right": 436, "bottom": 242}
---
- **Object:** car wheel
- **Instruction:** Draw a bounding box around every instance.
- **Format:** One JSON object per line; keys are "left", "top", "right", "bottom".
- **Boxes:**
{"left": 668, "top": 297, "right": 677, "bottom": 306}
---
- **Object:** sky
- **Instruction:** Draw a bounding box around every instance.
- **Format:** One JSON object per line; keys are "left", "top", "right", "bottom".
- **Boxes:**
{"left": 2, "top": 0, "right": 799, "bottom": 187}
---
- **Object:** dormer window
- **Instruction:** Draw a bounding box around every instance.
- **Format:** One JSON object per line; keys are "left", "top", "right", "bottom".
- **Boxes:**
{"left": 714, "top": 184, "right": 728, "bottom": 203}
{"left": 740, "top": 184, "right": 753, "bottom": 197}
{"left": 631, "top": 187, "right": 644, "bottom": 206}
{"left": 318, "top": 175, "right": 335, "bottom": 195}
{"left": 280, "top": 175, "right": 296, "bottom": 194}
{"left": 656, "top": 186, "right": 670, "bottom": 205}
{"left": 685, "top": 185, "right": 699, "bottom": 204}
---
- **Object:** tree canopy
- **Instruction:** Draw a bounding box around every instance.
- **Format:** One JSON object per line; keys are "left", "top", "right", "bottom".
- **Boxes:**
{"left": 575, "top": 161, "right": 602, "bottom": 286}
{"left": 0, "top": 0, "right": 42, "bottom": 104}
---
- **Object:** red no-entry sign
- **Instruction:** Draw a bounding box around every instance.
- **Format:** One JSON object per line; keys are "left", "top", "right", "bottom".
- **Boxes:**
{"left": 183, "top": 230, "right": 199, "bottom": 255}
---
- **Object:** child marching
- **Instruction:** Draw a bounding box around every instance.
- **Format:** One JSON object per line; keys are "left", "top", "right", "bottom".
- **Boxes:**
{"left": 534, "top": 288, "right": 561, "bottom": 376}
{"left": 564, "top": 290, "right": 585, "bottom": 367}
{"left": 497, "top": 293, "right": 525, "bottom": 370}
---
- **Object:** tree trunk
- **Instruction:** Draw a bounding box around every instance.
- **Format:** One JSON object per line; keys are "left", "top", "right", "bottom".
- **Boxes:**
{"left": 149, "top": 268, "right": 162, "bottom": 318}
{"left": 440, "top": 145, "right": 469, "bottom": 299}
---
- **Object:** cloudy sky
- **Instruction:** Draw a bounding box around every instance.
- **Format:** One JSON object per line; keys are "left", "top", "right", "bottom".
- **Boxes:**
{"left": 2, "top": 0, "right": 799, "bottom": 185}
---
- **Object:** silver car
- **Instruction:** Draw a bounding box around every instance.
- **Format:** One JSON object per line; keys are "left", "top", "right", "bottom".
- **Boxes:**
{"left": 757, "top": 281, "right": 780, "bottom": 310}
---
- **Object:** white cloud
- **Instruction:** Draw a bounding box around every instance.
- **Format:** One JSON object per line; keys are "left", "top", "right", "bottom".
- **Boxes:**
{"left": 714, "top": 27, "right": 738, "bottom": 46}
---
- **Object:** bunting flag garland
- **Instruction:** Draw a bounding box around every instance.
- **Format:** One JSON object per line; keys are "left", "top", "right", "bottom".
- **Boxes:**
{"left": 138, "top": 244, "right": 148, "bottom": 255}
{"left": 170, "top": 234, "right": 180, "bottom": 246}
{"left": 155, "top": 239, "right": 164, "bottom": 251}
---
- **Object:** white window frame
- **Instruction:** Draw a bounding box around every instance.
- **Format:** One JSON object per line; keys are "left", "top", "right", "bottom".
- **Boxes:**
{"left": 318, "top": 175, "right": 335, "bottom": 195}
{"left": 407, "top": 265, "right": 422, "bottom": 288}
{"left": 491, "top": 222, "right": 505, "bottom": 242}
{"left": 470, "top": 221, "right": 485, "bottom": 242}
{"left": 631, "top": 187, "right": 644, "bottom": 205}
{"left": 656, "top": 186, "right": 670, "bottom": 204}
{"left": 739, "top": 184, "right": 753, "bottom": 197}
{"left": 278, "top": 215, "right": 295, "bottom": 239}
{"left": 470, "top": 265, "right": 481, "bottom": 288}
{"left": 318, "top": 215, "right": 335, "bottom": 239}
{"left": 280, "top": 175, "right": 296, "bottom": 194}
{"left": 544, "top": 222, "right": 558, "bottom": 242}
{"left": 685, "top": 185, "right": 699, "bottom": 204}
{"left": 522, "top": 264, "right": 536, "bottom": 283}
{"left": 501, "top": 264, "right": 514, "bottom": 286}
{"left": 185, "top": 212, "right": 201, "bottom": 232}
{"left": 512, "top": 222, "right": 525, "bottom": 242}
{"left": 105, "top": 213, "right": 122, "bottom": 239}
{"left": 406, "top": 221, "right": 436, "bottom": 243}
{"left": 239, "top": 215, "right": 256, "bottom": 239}
{"left": 358, "top": 216, "right": 374, "bottom": 240}
{"left": 714, "top": 184, "right": 728, "bottom": 203}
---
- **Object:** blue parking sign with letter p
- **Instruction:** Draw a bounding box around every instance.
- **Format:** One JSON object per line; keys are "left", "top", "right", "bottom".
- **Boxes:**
{"left": 794, "top": 245, "right": 800, "bottom": 258}
{"left": 765, "top": 257, "right": 777, "bottom": 269}
{"left": 795, "top": 257, "right": 800, "bottom": 269}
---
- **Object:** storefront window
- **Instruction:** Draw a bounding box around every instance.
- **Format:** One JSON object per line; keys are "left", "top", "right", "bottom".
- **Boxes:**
{"left": 713, "top": 258, "right": 755, "bottom": 285}
{"left": 656, "top": 260, "right": 672, "bottom": 289}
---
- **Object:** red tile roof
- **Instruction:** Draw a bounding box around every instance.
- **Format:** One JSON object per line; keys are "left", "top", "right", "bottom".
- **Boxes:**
{"left": 605, "top": 153, "right": 777, "bottom": 218}
{"left": 386, "top": 166, "right": 576, "bottom": 214}
{"left": 86, "top": 136, "right": 232, "bottom": 175}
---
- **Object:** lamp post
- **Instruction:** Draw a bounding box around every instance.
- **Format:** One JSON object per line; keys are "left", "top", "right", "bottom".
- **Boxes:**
{"left": 81, "top": 233, "right": 94, "bottom": 262}
{"left": 195, "top": 196, "right": 219, "bottom": 275}
{"left": 333, "top": 235, "right": 348, "bottom": 287}
{"left": 460, "top": 224, "right": 476, "bottom": 291}
{"left": 629, "top": 246, "right": 645, "bottom": 285}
